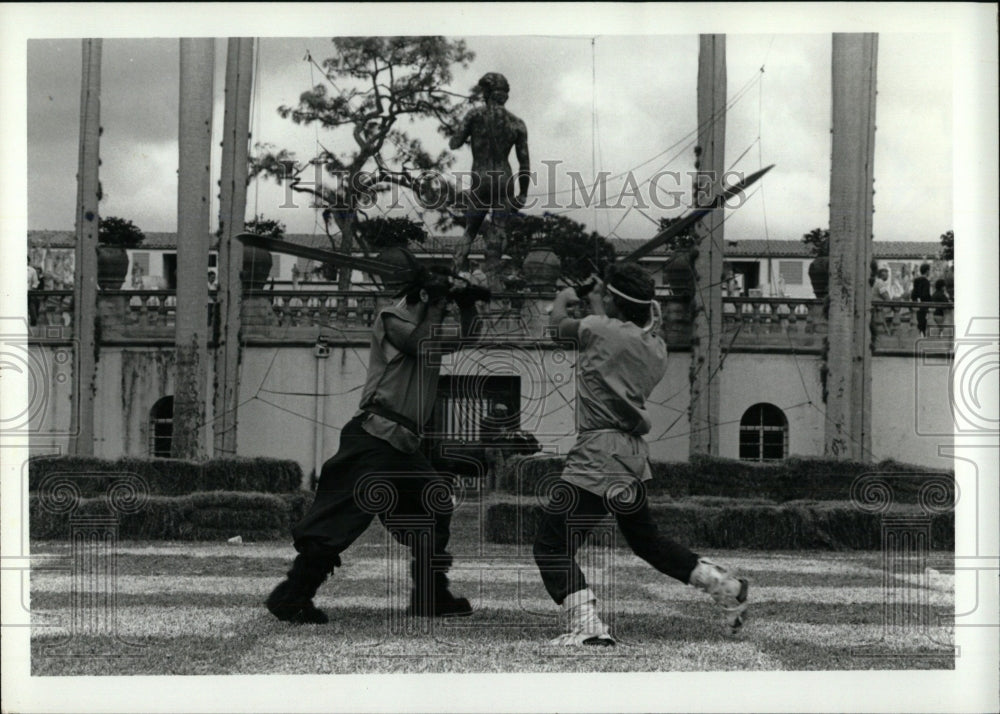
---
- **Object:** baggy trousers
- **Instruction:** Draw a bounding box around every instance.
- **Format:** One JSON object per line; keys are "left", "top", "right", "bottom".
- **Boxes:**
{"left": 292, "top": 416, "right": 456, "bottom": 589}
{"left": 533, "top": 481, "right": 700, "bottom": 605}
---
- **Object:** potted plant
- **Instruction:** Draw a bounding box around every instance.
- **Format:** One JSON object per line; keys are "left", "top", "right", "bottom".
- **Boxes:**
{"left": 802, "top": 228, "right": 829, "bottom": 299}
{"left": 240, "top": 215, "right": 281, "bottom": 290}
{"left": 659, "top": 216, "right": 698, "bottom": 297}
{"left": 504, "top": 213, "right": 616, "bottom": 291}
{"left": 97, "top": 216, "right": 145, "bottom": 290}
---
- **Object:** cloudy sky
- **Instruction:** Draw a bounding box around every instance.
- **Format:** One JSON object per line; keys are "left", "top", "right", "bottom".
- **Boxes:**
{"left": 10, "top": 5, "right": 980, "bottom": 250}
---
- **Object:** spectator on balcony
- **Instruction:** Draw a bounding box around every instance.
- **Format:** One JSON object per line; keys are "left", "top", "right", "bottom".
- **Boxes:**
{"left": 131, "top": 264, "right": 145, "bottom": 290}
{"left": 27, "top": 256, "right": 39, "bottom": 290}
{"left": 27, "top": 257, "right": 40, "bottom": 326}
{"left": 469, "top": 260, "right": 489, "bottom": 288}
{"left": 207, "top": 269, "right": 218, "bottom": 291}
{"left": 38, "top": 272, "right": 62, "bottom": 325}
{"left": 899, "top": 263, "right": 914, "bottom": 301}
{"left": 930, "top": 278, "right": 951, "bottom": 337}
{"left": 873, "top": 264, "right": 893, "bottom": 301}
{"left": 910, "top": 263, "right": 932, "bottom": 337}
{"left": 872, "top": 264, "right": 896, "bottom": 334}
{"left": 889, "top": 270, "right": 905, "bottom": 300}
{"left": 721, "top": 271, "right": 738, "bottom": 314}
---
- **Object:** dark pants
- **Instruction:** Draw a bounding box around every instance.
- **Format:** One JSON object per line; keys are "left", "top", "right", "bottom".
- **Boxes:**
{"left": 916, "top": 308, "right": 928, "bottom": 335}
{"left": 292, "top": 416, "right": 456, "bottom": 581}
{"left": 533, "top": 482, "right": 700, "bottom": 605}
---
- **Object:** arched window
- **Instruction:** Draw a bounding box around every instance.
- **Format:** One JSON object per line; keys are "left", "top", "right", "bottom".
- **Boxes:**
{"left": 149, "top": 396, "right": 174, "bottom": 458}
{"left": 739, "top": 403, "right": 788, "bottom": 462}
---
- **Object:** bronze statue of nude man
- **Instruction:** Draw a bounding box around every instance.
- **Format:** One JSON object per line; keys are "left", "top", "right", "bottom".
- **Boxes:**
{"left": 449, "top": 72, "right": 530, "bottom": 270}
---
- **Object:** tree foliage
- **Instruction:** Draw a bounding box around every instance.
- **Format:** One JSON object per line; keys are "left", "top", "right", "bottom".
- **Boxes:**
{"left": 98, "top": 216, "right": 145, "bottom": 248}
{"left": 504, "top": 213, "right": 616, "bottom": 283}
{"left": 801, "top": 227, "right": 830, "bottom": 257}
{"left": 250, "top": 37, "right": 475, "bottom": 291}
{"left": 939, "top": 229, "right": 953, "bottom": 261}
{"left": 244, "top": 214, "right": 287, "bottom": 239}
{"left": 355, "top": 216, "right": 427, "bottom": 250}
{"left": 657, "top": 216, "right": 698, "bottom": 252}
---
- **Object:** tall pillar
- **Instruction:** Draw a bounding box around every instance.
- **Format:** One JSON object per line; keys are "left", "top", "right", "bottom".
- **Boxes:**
{"left": 689, "top": 34, "right": 726, "bottom": 456}
{"left": 172, "top": 39, "right": 215, "bottom": 459}
{"left": 70, "top": 39, "right": 101, "bottom": 456}
{"left": 826, "top": 33, "right": 878, "bottom": 460}
{"left": 214, "top": 38, "right": 254, "bottom": 457}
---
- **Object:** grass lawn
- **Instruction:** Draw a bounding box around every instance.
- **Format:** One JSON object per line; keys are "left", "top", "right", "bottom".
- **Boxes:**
{"left": 27, "top": 502, "right": 955, "bottom": 675}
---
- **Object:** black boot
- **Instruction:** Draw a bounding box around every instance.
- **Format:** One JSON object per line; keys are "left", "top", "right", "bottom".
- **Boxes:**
{"left": 407, "top": 562, "right": 472, "bottom": 618}
{"left": 266, "top": 553, "right": 337, "bottom": 624}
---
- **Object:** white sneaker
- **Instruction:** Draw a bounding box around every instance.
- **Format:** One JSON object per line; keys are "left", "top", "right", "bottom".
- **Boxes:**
{"left": 689, "top": 558, "right": 749, "bottom": 634}
{"left": 550, "top": 588, "right": 616, "bottom": 647}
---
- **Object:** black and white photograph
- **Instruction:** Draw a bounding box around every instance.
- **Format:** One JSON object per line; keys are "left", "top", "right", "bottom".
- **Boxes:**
{"left": 2, "top": 3, "right": 997, "bottom": 713}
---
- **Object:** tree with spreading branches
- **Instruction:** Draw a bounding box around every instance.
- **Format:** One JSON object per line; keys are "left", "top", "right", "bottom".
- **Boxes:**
{"left": 938, "top": 229, "right": 953, "bottom": 262}
{"left": 504, "top": 212, "right": 616, "bottom": 284}
{"left": 244, "top": 214, "right": 287, "bottom": 240}
{"left": 250, "top": 37, "right": 475, "bottom": 293}
{"left": 355, "top": 216, "right": 428, "bottom": 250}
{"left": 801, "top": 227, "right": 829, "bottom": 257}
{"left": 98, "top": 216, "right": 146, "bottom": 248}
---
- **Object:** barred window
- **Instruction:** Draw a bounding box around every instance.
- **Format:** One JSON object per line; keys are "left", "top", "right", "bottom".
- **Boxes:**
{"left": 131, "top": 251, "right": 150, "bottom": 275}
{"left": 739, "top": 403, "right": 788, "bottom": 462}
{"left": 432, "top": 375, "right": 521, "bottom": 442}
{"left": 778, "top": 261, "right": 804, "bottom": 285}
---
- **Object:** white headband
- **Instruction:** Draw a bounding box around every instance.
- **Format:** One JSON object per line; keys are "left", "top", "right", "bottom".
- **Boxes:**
{"left": 606, "top": 283, "right": 655, "bottom": 305}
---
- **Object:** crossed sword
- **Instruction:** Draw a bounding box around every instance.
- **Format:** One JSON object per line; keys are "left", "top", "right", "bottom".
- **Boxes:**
{"left": 236, "top": 164, "right": 774, "bottom": 295}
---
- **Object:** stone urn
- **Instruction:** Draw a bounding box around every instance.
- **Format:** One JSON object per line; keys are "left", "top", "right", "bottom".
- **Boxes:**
{"left": 96, "top": 245, "right": 129, "bottom": 290}
{"left": 522, "top": 246, "right": 561, "bottom": 288}
{"left": 808, "top": 256, "right": 829, "bottom": 299}
{"left": 240, "top": 244, "right": 273, "bottom": 290}
{"left": 663, "top": 248, "right": 697, "bottom": 297}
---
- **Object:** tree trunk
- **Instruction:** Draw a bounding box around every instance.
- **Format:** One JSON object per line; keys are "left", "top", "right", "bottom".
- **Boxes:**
{"left": 336, "top": 214, "right": 355, "bottom": 293}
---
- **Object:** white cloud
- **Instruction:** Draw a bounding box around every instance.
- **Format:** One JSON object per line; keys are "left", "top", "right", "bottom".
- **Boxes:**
{"left": 25, "top": 31, "right": 955, "bottom": 243}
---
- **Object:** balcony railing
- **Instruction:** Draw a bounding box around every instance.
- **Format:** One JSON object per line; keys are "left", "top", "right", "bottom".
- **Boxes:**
{"left": 722, "top": 297, "right": 826, "bottom": 351}
{"left": 27, "top": 289, "right": 953, "bottom": 353}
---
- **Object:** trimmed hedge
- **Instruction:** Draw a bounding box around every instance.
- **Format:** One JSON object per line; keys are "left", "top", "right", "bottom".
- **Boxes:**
{"left": 29, "top": 491, "right": 308, "bottom": 541}
{"left": 27, "top": 455, "right": 304, "bottom": 496}
{"left": 485, "top": 497, "right": 955, "bottom": 551}
{"left": 283, "top": 491, "right": 315, "bottom": 525}
{"left": 499, "top": 453, "right": 953, "bottom": 504}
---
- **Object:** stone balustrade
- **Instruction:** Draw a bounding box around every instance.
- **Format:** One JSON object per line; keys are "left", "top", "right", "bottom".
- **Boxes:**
{"left": 723, "top": 296, "right": 826, "bottom": 352}
{"left": 26, "top": 289, "right": 954, "bottom": 353}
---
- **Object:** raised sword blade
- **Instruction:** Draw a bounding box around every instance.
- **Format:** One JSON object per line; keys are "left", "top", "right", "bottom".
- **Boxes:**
{"left": 623, "top": 164, "right": 774, "bottom": 263}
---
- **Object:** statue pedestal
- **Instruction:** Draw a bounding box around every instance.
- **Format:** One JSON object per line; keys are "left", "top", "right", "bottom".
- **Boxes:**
{"left": 241, "top": 295, "right": 278, "bottom": 327}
